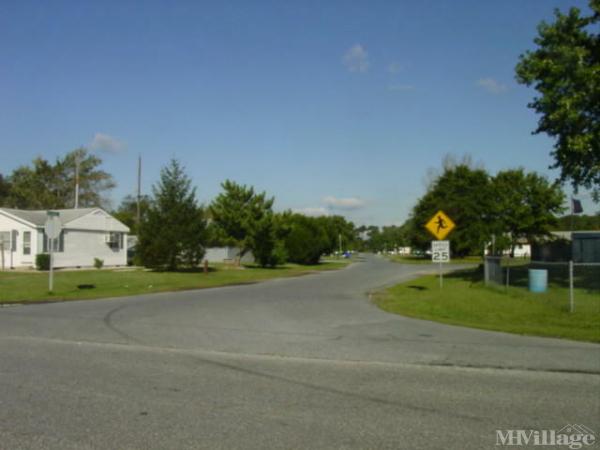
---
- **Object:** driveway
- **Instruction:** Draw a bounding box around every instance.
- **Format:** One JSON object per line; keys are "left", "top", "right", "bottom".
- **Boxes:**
{"left": 1, "top": 254, "right": 598, "bottom": 449}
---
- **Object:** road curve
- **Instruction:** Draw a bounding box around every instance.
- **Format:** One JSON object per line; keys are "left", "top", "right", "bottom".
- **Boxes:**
{"left": 1, "top": 254, "right": 598, "bottom": 449}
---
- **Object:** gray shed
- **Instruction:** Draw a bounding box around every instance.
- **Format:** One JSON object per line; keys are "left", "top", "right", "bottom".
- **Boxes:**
{"left": 572, "top": 231, "right": 600, "bottom": 263}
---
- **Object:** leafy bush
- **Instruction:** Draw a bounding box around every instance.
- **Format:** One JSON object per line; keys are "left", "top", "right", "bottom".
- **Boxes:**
{"left": 93, "top": 258, "right": 104, "bottom": 269}
{"left": 35, "top": 253, "right": 50, "bottom": 271}
{"left": 251, "top": 214, "right": 288, "bottom": 267}
{"left": 283, "top": 214, "right": 329, "bottom": 265}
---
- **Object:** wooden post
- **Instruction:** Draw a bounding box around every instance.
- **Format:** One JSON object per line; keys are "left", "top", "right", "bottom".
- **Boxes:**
{"left": 203, "top": 259, "right": 208, "bottom": 274}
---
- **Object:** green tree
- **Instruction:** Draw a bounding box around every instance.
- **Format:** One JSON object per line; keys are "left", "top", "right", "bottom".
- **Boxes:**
{"left": 282, "top": 214, "right": 329, "bottom": 264}
{"left": 553, "top": 213, "right": 600, "bottom": 230}
{"left": 516, "top": 1, "right": 600, "bottom": 193}
{"left": 250, "top": 212, "right": 288, "bottom": 267}
{"left": 7, "top": 148, "right": 115, "bottom": 209}
{"left": 137, "top": 160, "right": 207, "bottom": 270}
{"left": 316, "top": 215, "right": 357, "bottom": 254}
{"left": 492, "top": 169, "right": 565, "bottom": 254}
{"left": 112, "top": 194, "right": 152, "bottom": 235}
{"left": 408, "top": 164, "right": 496, "bottom": 257}
{"left": 0, "top": 174, "right": 11, "bottom": 206}
{"left": 209, "top": 180, "right": 274, "bottom": 262}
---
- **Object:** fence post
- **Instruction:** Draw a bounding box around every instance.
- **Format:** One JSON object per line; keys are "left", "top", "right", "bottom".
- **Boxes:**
{"left": 569, "top": 260, "right": 574, "bottom": 313}
{"left": 484, "top": 257, "right": 489, "bottom": 286}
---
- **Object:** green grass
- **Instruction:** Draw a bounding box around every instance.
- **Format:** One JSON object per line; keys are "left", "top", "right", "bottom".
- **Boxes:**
{"left": 373, "top": 267, "right": 600, "bottom": 343}
{"left": 0, "top": 260, "right": 350, "bottom": 304}
{"left": 388, "top": 255, "right": 485, "bottom": 265}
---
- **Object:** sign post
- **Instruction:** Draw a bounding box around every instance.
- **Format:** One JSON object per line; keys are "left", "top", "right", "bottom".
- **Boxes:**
{"left": 44, "top": 211, "right": 62, "bottom": 293}
{"left": 425, "top": 210, "right": 455, "bottom": 290}
{"left": 431, "top": 240, "right": 450, "bottom": 288}
{"left": 0, "top": 233, "right": 5, "bottom": 271}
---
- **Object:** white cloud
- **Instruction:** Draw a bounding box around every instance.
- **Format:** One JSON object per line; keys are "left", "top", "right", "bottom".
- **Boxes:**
{"left": 388, "top": 62, "right": 404, "bottom": 74}
{"left": 293, "top": 207, "right": 330, "bottom": 217}
{"left": 342, "top": 44, "right": 369, "bottom": 73}
{"left": 89, "top": 133, "right": 125, "bottom": 153}
{"left": 388, "top": 84, "right": 414, "bottom": 92}
{"left": 322, "top": 196, "right": 367, "bottom": 210}
{"left": 477, "top": 78, "right": 508, "bottom": 94}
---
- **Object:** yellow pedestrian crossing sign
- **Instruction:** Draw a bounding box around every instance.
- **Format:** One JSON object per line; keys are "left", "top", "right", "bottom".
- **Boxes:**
{"left": 425, "top": 210, "right": 455, "bottom": 240}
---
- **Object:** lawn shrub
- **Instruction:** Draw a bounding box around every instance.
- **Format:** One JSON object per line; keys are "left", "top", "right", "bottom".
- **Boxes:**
{"left": 35, "top": 253, "right": 50, "bottom": 271}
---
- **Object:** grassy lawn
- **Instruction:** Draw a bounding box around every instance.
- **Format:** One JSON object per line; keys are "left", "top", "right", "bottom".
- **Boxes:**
{"left": 0, "top": 259, "right": 351, "bottom": 304}
{"left": 373, "top": 267, "right": 600, "bottom": 343}
{"left": 388, "top": 255, "right": 485, "bottom": 265}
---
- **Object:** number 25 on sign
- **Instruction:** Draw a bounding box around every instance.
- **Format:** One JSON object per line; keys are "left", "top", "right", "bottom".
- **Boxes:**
{"left": 424, "top": 210, "right": 455, "bottom": 289}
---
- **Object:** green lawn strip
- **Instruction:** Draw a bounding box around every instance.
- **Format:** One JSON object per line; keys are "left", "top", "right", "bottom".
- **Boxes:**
{"left": 373, "top": 268, "right": 600, "bottom": 343}
{"left": 388, "top": 255, "right": 485, "bottom": 265}
{"left": 0, "top": 260, "right": 351, "bottom": 304}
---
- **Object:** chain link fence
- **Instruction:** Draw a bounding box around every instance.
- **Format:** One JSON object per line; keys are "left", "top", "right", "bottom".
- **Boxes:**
{"left": 484, "top": 256, "right": 600, "bottom": 312}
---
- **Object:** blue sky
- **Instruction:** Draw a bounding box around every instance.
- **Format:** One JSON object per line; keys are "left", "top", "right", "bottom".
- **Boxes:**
{"left": 0, "top": 0, "right": 596, "bottom": 224}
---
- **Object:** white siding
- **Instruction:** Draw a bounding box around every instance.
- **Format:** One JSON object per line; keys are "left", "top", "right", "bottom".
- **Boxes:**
{"left": 67, "top": 209, "right": 129, "bottom": 232}
{"left": 0, "top": 213, "right": 39, "bottom": 268}
{"left": 204, "top": 247, "right": 255, "bottom": 264}
{"left": 53, "top": 230, "right": 127, "bottom": 268}
{"left": 0, "top": 210, "right": 128, "bottom": 269}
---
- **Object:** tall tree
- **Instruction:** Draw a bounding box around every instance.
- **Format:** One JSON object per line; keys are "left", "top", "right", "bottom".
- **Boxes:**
{"left": 281, "top": 213, "right": 329, "bottom": 265}
{"left": 516, "top": 1, "right": 600, "bottom": 193}
{"left": 112, "top": 194, "right": 151, "bottom": 235}
{"left": 137, "top": 160, "right": 207, "bottom": 270}
{"left": 7, "top": 148, "right": 115, "bottom": 209}
{"left": 250, "top": 212, "right": 288, "bottom": 267}
{"left": 408, "top": 164, "right": 496, "bottom": 256}
{"left": 492, "top": 169, "right": 565, "bottom": 254}
{"left": 209, "top": 180, "right": 274, "bottom": 261}
{"left": 61, "top": 148, "right": 116, "bottom": 207}
{"left": 0, "top": 174, "right": 11, "bottom": 206}
{"left": 316, "top": 215, "right": 358, "bottom": 254}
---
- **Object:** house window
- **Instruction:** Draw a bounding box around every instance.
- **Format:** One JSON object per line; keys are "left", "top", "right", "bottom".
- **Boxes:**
{"left": 43, "top": 231, "right": 64, "bottom": 253}
{"left": 23, "top": 232, "right": 31, "bottom": 255}
{"left": 107, "top": 232, "right": 123, "bottom": 250}
{"left": 0, "top": 231, "right": 9, "bottom": 251}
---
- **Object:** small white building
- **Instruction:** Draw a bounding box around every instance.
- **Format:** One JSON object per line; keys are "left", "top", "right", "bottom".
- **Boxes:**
{"left": 0, "top": 208, "right": 129, "bottom": 269}
{"left": 204, "top": 247, "right": 255, "bottom": 264}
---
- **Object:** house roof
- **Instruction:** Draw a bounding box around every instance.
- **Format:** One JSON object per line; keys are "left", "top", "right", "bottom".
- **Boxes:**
{"left": 0, "top": 208, "right": 129, "bottom": 233}
{"left": 0, "top": 208, "right": 98, "bottom": 226}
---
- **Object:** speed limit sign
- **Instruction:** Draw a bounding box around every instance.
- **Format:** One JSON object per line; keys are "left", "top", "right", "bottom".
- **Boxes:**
{"left": 431, "top": 240, "right": 450, "bottom": 263}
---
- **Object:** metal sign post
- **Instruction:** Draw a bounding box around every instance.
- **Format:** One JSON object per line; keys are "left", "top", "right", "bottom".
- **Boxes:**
{"left": 44, "top": 211, "right": 62, "bottom": 293}
{"left": 49, "top": 236, "right": 54, "bottom": 292}
{"left": 431, "top": 240, "right": 450, "bottom": 289}
{"left": 0, "top": 235, "right": 5, "bottom": 271}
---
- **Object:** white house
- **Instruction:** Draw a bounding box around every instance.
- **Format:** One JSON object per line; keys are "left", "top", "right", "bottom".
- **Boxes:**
{"left": 0, "top": 208, "right": 129, "bottom": 269}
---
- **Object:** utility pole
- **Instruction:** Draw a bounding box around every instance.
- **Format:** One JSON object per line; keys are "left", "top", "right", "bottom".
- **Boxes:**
{"left": 136, "top": 155, "right": 142, "bottom": 232}
{"left": 74, "top": 156, "right": 81, "bottom": 209}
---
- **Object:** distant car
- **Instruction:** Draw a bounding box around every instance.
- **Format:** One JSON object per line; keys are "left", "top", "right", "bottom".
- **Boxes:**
{"left": 343, "top": 251, "right": 352, "bottom": 258}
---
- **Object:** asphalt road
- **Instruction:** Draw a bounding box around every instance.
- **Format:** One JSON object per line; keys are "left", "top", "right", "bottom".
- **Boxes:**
{"left": 1, "top": 255, "right": 599, "bottom": 449}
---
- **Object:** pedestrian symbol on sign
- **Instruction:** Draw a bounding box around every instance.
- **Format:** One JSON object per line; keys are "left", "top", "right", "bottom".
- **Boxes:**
{"left": 425, "top": 210, "right": 455, "bottom": 240}
{"left": 435, "top": 215, "right": 447, "bottom": 234}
